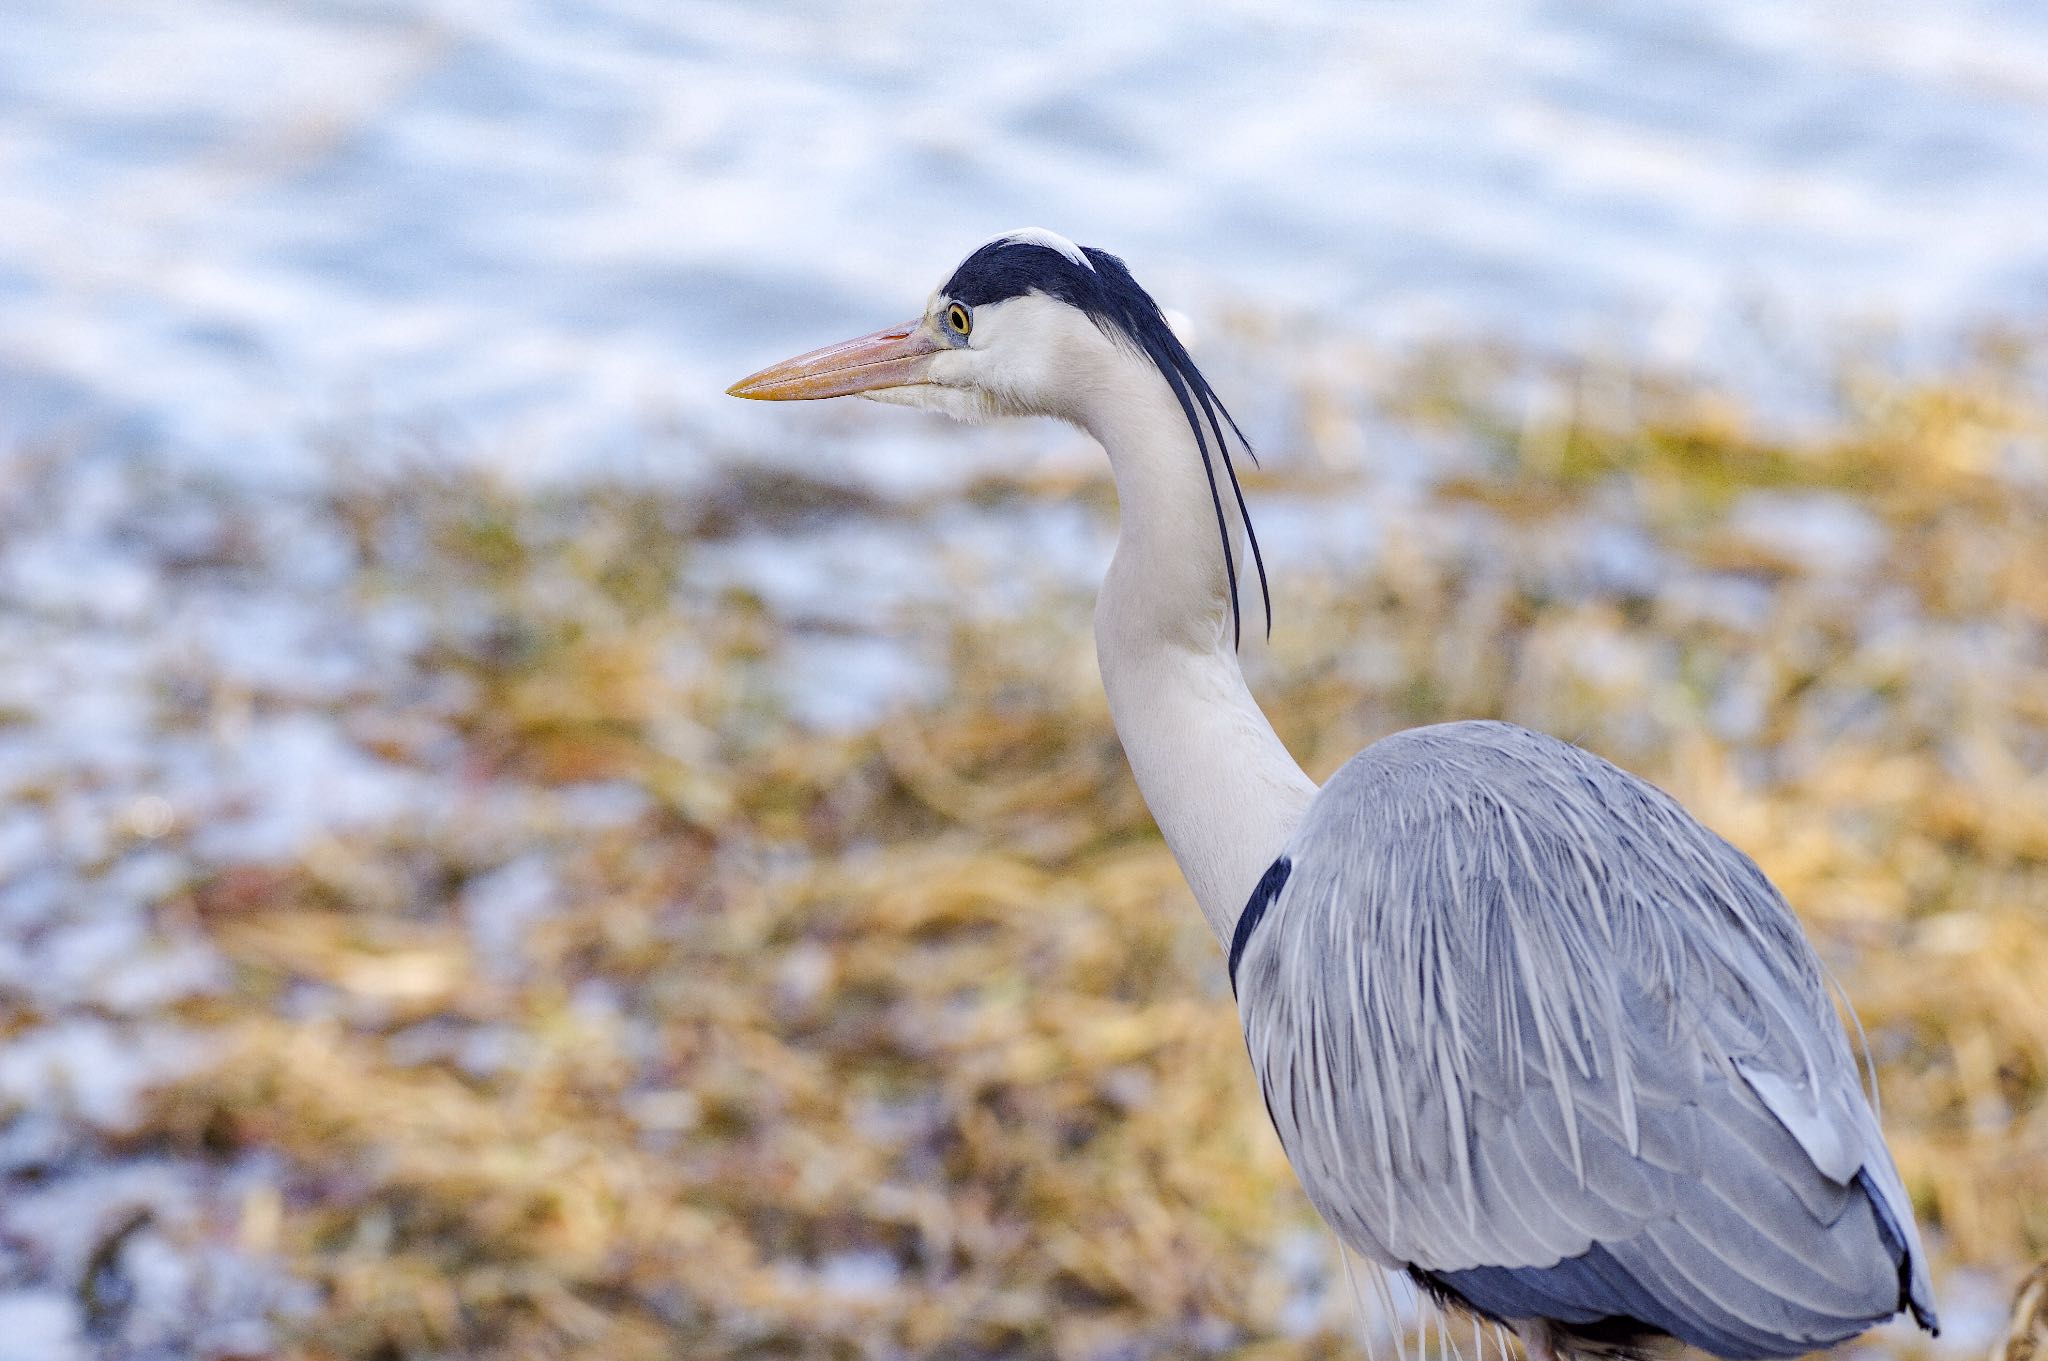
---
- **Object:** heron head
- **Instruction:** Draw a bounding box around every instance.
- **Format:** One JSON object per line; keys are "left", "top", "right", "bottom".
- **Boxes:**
{"left": 726, "top": 229, "right": 1200, "bottom": 426}
{"left": 728, "top": 228, "right": 1269, "bottom": 644}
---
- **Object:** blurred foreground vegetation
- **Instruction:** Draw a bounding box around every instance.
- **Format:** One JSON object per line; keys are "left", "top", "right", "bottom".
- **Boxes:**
{"left": 101, "top": 343, "right": 2048, "bottom": 1359}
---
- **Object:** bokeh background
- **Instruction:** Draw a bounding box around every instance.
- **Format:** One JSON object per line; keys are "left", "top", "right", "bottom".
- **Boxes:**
{"left": 2, "top": 4, "right": 2046, "bottom": 1359}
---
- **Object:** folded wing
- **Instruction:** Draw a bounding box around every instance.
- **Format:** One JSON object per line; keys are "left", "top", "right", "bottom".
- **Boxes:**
{"left": 1234, "top": 721, "right": 1935, "bottom": 1359}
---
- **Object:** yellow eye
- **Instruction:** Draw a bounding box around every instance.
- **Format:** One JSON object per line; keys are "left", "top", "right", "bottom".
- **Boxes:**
{"left": 946, "top": 302, "right": 971, "bottom": 336}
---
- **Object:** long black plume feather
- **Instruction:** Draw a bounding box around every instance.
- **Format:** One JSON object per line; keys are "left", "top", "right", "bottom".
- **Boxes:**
{"left": 942, "top": 237, "right": 1273, "bottom": 648}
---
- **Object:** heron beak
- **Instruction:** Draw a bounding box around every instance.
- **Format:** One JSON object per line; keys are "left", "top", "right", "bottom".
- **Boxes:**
{"left": 726, "top": 322, "right": 942, "bottom": 400}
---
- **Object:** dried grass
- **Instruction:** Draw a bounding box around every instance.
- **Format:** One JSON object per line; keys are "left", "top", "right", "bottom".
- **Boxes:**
{"left": 143, "top": 349, "right": 2048, "bottom": 1359}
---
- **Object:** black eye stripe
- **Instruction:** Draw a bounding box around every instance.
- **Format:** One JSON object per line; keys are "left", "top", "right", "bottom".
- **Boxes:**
{"left": 942, "top": 241, "right": 1082, "bottom": 308}
{"left": 936, "top": 236, "right": 1273, "bottom": 650}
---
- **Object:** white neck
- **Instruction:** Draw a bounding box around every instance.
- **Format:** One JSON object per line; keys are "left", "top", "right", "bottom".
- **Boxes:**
{"left": 1079, "top": 371, "right": 1319, "bottom": 946}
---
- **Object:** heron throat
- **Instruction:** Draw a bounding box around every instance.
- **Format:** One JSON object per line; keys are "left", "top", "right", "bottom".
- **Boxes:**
{"left": 1081, "top": 368, "right": 1317, "bottom": 946}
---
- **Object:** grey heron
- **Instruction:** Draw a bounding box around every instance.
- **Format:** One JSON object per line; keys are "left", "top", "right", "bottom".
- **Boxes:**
{"left": 727, "top": 230, "right": 1940, "bottom": 1361}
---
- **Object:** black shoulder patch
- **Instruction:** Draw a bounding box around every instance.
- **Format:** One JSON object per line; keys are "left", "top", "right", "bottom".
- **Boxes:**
{"left": 1228, "top": 855, "right": 1291, "bottom": 995}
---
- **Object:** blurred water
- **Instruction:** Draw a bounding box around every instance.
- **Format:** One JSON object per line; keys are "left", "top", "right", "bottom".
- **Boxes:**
{"left": 3, "top": 0, "right": 2047, "bottom": 476}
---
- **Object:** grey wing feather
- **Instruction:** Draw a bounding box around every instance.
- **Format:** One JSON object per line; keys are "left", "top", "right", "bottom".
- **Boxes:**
{"left": 1236, "top": 721, "right": 1936, "bottom": 1357}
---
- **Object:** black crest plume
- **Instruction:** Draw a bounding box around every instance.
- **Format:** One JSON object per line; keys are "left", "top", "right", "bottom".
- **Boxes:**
{"left": 943, "top": 238, "right": 1272, "bottom": 648}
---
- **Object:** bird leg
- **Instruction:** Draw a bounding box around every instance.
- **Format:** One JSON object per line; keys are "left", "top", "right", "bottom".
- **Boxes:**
{"left": 1514, "top": 1320, "right": 1563, "bottom": 1361}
